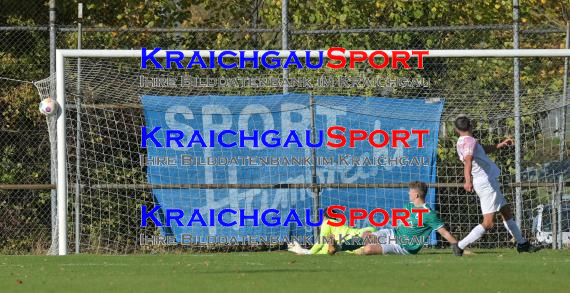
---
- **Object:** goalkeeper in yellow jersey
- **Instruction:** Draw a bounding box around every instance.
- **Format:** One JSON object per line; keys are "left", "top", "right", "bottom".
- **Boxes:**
{"left": 287, "top": 207, "right": 376, "bottom": 255}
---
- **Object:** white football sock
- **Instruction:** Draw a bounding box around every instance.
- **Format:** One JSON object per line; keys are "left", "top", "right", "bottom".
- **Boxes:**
{"left": 503, "top": 219, "right": 526, "bottom": 244}
{"left": 458, "top": 224, "right": 486, "bottom": 250}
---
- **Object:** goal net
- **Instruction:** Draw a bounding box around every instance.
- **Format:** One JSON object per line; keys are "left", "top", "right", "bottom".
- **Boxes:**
{"left": 37, "top": 50, "right": 569, "bottom": 254}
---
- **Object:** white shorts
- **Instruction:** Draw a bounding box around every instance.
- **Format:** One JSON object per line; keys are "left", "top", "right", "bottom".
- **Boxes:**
{"left": 474, "top": 177, "right": 508, "bottom": 214}
{"left": 372, "top": 229, "right": 409, "bottom": 255}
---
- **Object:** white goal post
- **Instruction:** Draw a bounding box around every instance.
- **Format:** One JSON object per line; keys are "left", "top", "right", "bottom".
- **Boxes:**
{"left": 55, "top": 49, "right": 570, "bottom": 255}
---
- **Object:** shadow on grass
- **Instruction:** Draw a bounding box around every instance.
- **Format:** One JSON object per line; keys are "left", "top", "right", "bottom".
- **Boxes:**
{"left": 466, "top": 249, "right": 514, "bottom": 254}
{"left": 192, "top": 268, "right": 331, "bottom": 274}
{"left": 418, "top": 249, "right": 508, "bottom": 255}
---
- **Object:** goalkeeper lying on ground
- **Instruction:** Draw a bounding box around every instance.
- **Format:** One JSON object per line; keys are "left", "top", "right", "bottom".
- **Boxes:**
{"left": 287, "top": 208, "right": 376, "bottom": 255}
{"left": 332, "top": 181, "right": 461, "bottom": 256}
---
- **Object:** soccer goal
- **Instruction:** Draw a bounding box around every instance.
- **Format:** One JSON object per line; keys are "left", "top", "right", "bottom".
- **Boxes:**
{"left": 39, "top": 49, "right": 570, "bottom": 255}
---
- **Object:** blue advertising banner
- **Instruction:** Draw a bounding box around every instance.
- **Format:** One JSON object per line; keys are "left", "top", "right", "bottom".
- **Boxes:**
{"left": 141, "top": 94, "right": 444, "bottom": 243}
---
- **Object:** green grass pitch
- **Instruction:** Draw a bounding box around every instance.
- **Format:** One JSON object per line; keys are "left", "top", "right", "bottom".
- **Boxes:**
{"left": 2, "top": 249, "right": 570, "bottom": 292}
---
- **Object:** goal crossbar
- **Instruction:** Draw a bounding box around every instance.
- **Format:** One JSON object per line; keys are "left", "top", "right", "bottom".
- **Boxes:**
{"left": 57, "top": 49, "right": 570, "bottom": 58}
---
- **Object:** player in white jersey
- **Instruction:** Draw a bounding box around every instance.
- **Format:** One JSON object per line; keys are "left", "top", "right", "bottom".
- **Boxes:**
{"left": 452, "top": 116, "right": 538, "bottom": 255}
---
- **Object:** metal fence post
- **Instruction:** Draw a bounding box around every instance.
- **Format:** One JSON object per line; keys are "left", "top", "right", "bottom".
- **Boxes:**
{"left": 558, "top": 21, "right": 569, "bottom": 249}
{"left": 281, "top": 0, "right": 288, "bottom": 94}
{"left": 309, "top": 95, "right": 320, "bottom": 240}
{"left": 512, "top": 0, "right": 523, "bottom": 229}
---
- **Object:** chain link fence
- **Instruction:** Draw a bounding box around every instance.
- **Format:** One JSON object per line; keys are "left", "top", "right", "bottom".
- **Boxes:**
{"left": 1, "top": 1, "right": 569, "bottom": 254}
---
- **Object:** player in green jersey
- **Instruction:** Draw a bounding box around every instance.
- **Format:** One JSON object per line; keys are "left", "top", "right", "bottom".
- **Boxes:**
{"left": 333, "top": 181, "right": 461, "bottom": 256}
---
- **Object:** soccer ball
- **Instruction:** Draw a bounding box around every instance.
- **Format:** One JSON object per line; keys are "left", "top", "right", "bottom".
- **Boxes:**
{"left": 39, "top": 98, "right": 57, "bottom": 116}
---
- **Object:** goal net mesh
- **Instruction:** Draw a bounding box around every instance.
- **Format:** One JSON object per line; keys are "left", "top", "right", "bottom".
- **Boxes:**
{"left": 36, "top": 54, "right": 569, "bottom": 253}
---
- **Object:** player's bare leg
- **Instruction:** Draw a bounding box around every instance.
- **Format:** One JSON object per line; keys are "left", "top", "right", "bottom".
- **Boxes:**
{"left": 354, "top": 231, "right": 382, "bottom": 255}
{"left": 481, "top": 212, "right": 496, "bottom": 230}
{"left": 353, "top": 231, "right": 374, "bottom": 255}
{"left": 358, "top": 239, "right": 383, "bottom": 255}
{"left": 361, "top": 243, "right": 383, "bottom": 255}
